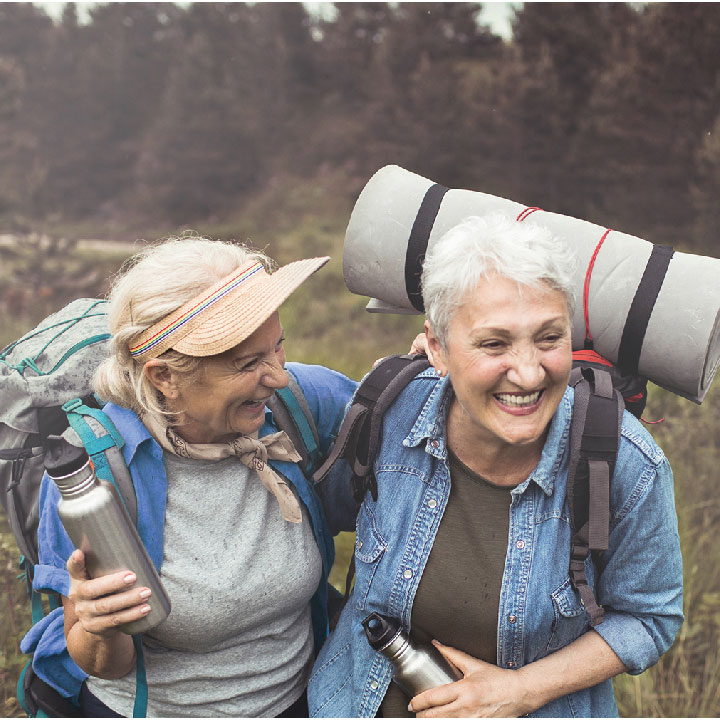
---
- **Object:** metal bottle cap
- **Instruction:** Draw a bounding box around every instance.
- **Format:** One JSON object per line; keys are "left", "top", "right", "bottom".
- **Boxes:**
{"left": 44, "top": 435, "right": 90, "bottom": 478}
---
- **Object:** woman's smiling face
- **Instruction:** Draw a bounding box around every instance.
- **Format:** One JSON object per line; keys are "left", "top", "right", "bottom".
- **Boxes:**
{"left": 167, "top": 312, "right": 288, "bottom": 443}
{"left": 428, "top": 274, "right": 572, "bottom": 456}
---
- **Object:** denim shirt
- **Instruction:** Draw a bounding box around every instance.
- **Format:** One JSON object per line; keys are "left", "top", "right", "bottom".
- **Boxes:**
{"left": 21, "top": 362, "right": 358, "bottom": 703}
{"left": 308, "top": 368, "right": 683, "bottom": 718}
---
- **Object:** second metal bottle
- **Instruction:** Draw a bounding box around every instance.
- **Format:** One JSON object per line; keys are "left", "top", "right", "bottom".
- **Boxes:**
{"left": 363, "top": 612, "right": 461, "bottom": 696}
{"left": 45, "top": 435, "right": 170, "bottom": 634}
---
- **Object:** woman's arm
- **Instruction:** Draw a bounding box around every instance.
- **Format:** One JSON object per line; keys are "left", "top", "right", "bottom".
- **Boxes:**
{"left": 409, "top": 629, "right": 625, "bottom": 718}
{"left": 63, "top": 549, "right": 149, "bottom": 679}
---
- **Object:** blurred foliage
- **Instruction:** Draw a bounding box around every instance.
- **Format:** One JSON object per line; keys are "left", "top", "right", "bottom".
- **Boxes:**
{"left": 0, "top": 2, "right": 717, "bottom": 256}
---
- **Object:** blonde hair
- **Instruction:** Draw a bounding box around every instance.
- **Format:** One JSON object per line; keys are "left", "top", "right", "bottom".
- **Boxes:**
{"left": 93, "top": 236, "right": 273, "bottom": 424}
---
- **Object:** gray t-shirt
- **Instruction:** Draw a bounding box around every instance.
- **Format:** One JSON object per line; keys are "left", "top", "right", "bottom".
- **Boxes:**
{"left": 87, "top": 452, "right": 322, "bottom": 717}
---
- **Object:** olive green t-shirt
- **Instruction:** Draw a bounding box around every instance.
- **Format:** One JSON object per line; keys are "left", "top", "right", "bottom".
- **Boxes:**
{"left": 379, "top": 450, "right": 511, "bottom": 717}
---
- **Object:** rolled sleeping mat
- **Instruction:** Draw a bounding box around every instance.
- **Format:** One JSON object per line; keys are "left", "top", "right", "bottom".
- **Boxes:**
{"left": 343, "top": 164, "right": 720, "bottom": 404}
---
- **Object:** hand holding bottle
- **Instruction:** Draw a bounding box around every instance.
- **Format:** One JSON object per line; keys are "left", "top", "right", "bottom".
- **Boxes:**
{"left": 65, "top": 548, "right": 153, "bottom": 637}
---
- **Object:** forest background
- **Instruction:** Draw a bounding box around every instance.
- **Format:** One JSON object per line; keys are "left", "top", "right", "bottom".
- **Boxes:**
{"left": 1, "top": 1, "right": 720, "bottom": 717}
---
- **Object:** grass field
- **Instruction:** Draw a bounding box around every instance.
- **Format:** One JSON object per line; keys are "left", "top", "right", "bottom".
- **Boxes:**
{"left": 1, "top": 202, "right": 718, "bottom": 716}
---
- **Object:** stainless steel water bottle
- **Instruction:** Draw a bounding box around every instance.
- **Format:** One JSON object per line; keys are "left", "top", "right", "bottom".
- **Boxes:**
{"left": 362, "top": 612, "right": 461, "bottom": 696}
{"left": 45, "top": 435, "right": 170, "bottom": 634}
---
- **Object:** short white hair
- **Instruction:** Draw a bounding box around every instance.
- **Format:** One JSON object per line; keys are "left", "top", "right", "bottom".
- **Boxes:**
{"left": 93, "top": 236, "right": 272, "bottom": 423}
{"left": 421, "top": 214, "right": 576, "bottom": 348}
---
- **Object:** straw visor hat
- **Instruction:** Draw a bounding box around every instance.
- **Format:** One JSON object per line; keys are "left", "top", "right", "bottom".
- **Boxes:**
{"left": 129, "top": 256, "right": 330, "bottom": 361}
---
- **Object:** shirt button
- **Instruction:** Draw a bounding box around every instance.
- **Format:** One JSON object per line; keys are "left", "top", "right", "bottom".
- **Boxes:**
{"left": 403, "top": 569, "right": 413, "bottom": 579}
{"left": 516, "top": 540, "right": 525, "bottom": 549}
{"left": 507, "top": 661, "right": 516, "bottom": 668}
{"left": 508, "top": 614, "right": 517, "bottom": 624}
{"left": 358, "top": 540, "right": 363, "bottom": 549}
{"left": 430, "top": 439, "right": 440, "bottom": 449}
{"left": 428, "top": 499, "right": 437, "bottom": 508}
{"left": 370, "top": 680, "right": 379, "bottom": 690}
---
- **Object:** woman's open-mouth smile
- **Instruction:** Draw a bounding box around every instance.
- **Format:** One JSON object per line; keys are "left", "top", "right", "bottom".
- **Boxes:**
{"left": 493, "top": 389, "right": 545, "bottom": 415}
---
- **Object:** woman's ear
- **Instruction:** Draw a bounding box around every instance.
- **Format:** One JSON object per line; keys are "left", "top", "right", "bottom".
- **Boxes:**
{"left": 425, "top": 320, "right": 449, "bottom": 377}
{"left": 144, "top": 360, "right": 179, "bottom": 400}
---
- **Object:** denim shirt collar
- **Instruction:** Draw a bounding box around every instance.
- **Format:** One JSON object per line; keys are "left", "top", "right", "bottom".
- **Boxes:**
{"left": 102, "top": 402, "right": 163, "bottom": 465}
{"left": 404, "top": 369, "right": 452, "bottom": 457}
{"left": 405, "top": 371, "right": 574, "bottom": 497}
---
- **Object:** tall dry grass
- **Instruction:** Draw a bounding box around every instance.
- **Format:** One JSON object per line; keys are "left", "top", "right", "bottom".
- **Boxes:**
{"left": 613, "top": 384, "right": 720, "bottom": 716}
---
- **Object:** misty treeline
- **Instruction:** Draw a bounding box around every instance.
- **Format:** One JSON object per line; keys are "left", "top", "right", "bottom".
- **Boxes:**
{"left": 0, "top": 1, "right": 719, "bottom": 255}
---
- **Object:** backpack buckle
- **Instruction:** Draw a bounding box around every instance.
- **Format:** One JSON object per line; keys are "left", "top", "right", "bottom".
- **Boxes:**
{"left": 61, "top": 398, "right": 83, "bottom": 412}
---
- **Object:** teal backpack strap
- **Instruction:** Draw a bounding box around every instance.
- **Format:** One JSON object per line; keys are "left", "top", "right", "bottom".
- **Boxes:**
{"left": 17, "top": 662, "right": 33, "bottom": 717}
{"left": 132, "top": 635, "right": 148, "bottom": 717}
{"left": 61, "top": 398, "right": 137, "bottom": 523}
{"left": 62, "top": 399, "right": 147, "bottom": 715}
{"left": 269, "top": 375, "right": 321, "bottom": 476}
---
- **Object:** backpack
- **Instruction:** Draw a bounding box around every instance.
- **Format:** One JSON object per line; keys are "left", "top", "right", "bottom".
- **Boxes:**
{"left": 314, "top": 350, "right": 647, "bottom": 628}
{"left": 0, "top": 298, "right": 321, "bottom": 718}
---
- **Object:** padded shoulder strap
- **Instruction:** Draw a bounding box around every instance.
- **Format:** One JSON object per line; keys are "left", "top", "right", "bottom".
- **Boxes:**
{"left": 567, "top": 366, "right": 623, "bottom": 626}
{"left": 62, "top": 398, "right": 137, "bottom": 525}
{"left": 313, "top": 354, "right": 430, "bottom": 502}
{"left": 267, "top": 372, "right": 320, "bottom": 476}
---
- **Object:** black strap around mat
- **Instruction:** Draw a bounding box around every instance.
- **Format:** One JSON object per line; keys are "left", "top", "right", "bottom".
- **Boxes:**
{"left": 404, "top": 183, "right": 449, "bottom": 312}
{"left": 617, "top": 244, "right": 674, "bottom": 375}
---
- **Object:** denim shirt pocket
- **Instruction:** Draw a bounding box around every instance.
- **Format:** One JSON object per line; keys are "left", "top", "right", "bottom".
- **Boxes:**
{"left": 353, "top": 504, "right": 388, "bottom": 611}
{"left": 546, "top": 578, "right": 590, "bottom": 653}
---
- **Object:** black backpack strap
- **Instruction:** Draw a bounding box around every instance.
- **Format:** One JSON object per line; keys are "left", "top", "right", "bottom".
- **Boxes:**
{"left": 20, "top": 661, "right": 82, "bottom": 717}
{"left": 567, "top": 366, "right": 623, "bottom": 626}
{"left": 617, "top": 244, "right": 674, "bottom": 375}
{"left": 313, "top": 354, "right": 430, "bottom": 504}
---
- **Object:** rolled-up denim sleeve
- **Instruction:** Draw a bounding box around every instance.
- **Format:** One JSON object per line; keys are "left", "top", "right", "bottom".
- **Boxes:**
{"left": 594, "top": 453, "right": 683, "bottom": 674}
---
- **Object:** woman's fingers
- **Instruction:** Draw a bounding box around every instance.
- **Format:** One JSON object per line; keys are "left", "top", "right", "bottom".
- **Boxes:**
{"left": 70, "top": 568, "right": 140, "bottom": 602}
{"left": 66, "top": 548, "right": 89, "bottom": 580}
{"left": 79, "top": 595, "right": 152, "bottom": 635}
{"left": 409, "top": 682, "right": 460, "bottom": 714}
{"left": 73, "top": 583, "right": 152, "bottom": 636}
{"left": 65, "top": 554, "right": 152, "bottom": 635}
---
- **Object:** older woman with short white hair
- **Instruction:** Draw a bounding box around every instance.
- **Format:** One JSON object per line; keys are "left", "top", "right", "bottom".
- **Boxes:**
{"left": 31, "top": 237, "right": 360, "bottom": 717}
{"left": 308, "top": 214, "right": 683, "bottom": 718}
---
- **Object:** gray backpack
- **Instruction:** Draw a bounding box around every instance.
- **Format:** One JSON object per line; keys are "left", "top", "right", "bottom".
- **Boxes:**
{"left": 1, "top": 296, "right": 322, "bottom": 717}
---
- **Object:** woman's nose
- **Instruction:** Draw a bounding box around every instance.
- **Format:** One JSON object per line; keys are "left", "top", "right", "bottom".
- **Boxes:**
{"left": 260, "top": 355, "right": 289, "bottom": 389}
{"left": 506, "top": 347, "right": 545, "bottom": 388}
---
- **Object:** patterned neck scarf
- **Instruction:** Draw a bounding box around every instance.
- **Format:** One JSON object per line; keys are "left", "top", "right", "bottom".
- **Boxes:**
{"left": 142, "top": 413, "right": 304, "bottom": 523}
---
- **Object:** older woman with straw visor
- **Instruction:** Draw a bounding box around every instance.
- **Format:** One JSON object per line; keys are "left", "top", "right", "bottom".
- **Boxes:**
{"left": 31, "top": 237, "right": 371, "bottom": 717}
{"left": 308, "top": 214, "right": 683, "bottom": 718}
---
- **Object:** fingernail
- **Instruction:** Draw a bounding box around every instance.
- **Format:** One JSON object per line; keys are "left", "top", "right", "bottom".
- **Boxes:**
{"left": 140, "top": 604, "right": 151, "bottom": 615}
{"left": 139, "top": 588, "right": 151, "bottom": 600}
{"left": 407, "top": 704, "right": 413, "bottom": 712}
{"left": 123, "top": 573, "right": 137, "bottom": 585}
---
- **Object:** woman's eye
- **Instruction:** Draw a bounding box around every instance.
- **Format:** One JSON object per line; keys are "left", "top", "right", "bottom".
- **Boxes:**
{"left": 480, "top": 340, "right": 506, "bottom": 351}
{"left": 538, "top": 334, "right": 562, "bottom": 347}
{"left": 237, "top": 358, "right": 259, "bottom": 372}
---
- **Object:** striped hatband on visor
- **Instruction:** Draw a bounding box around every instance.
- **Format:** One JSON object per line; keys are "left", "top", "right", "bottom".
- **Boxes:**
{"left": 129, "top": 261, "right": 263, "bottom": 358}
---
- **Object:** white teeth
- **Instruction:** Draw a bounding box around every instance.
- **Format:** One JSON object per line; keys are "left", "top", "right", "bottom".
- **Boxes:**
{"left": 495, "top": 391, "right": 542, "bottom": 407}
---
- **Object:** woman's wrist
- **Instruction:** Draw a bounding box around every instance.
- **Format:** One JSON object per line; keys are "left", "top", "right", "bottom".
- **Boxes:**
{"left": 67, "top": 621, "right": 135, "bottom": 679}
